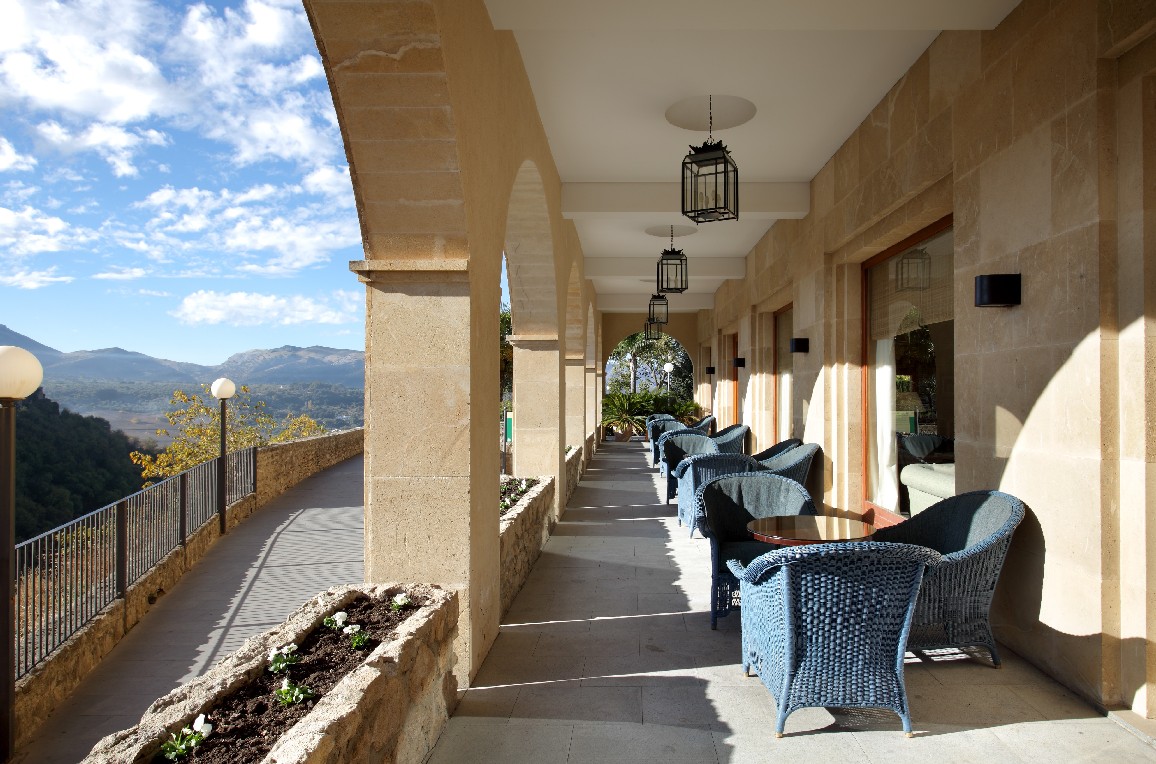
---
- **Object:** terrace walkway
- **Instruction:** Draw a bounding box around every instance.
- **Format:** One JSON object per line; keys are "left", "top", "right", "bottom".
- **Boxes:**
{"left": 428, "top": 441, "right": 1156, "bottom": 763}
{"left": 14, "top": 455, "right": 365, "bottom": 764}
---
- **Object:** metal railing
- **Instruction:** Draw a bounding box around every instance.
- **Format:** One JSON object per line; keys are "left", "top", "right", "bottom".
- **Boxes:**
{"left": 13, "top": 447, "right": 256, "bottom": 678}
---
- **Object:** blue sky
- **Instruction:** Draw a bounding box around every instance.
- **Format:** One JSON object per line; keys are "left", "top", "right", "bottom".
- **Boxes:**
{"left": 0, "top": 0, "right": 377, "bottom": 365}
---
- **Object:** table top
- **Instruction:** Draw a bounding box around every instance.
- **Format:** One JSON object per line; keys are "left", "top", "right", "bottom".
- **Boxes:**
{"left": 747, "top": 516, "right": 876, "bottom": 546}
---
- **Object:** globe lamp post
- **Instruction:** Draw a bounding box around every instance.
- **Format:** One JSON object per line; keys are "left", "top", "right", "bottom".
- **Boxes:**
{"left": 0, "top": 346, "right": 43, "bottom": 762}
{"left": 211, "top": 378, "right": 236, "bottom": 535}
{"left": 663, "top": 361, "right": 675, "bottom": 397}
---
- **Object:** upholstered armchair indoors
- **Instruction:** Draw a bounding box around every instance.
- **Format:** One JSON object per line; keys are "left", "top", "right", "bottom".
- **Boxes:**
{"left": 871, "top": 489, "right": 1026, "bottom": 667}
{"left": 694, "top": 472, "right": 818, "bottom": 628}
{"left": 728, "top": 542, "right": 942, "bottom": 737}
{"left": 711, "top": 423, "right": 750, "bottom": 455}
{"left": 657, "top": 430, "right": 718, "bottom": 501}
{"left": 648, "top": 418, "right": 686, "bottom": 466}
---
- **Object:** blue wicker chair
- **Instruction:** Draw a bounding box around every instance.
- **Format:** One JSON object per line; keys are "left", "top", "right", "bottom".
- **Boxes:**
{"left": 711, "top": 423, "right": 750, "bottom": 455}
{"left": 759, "top": 443, "right": 822, "bottom": 500}
{"left": 674, "top": 453, "right": 763, "bottom": 535}
{"left": 728, "top": 542, "right": 942, "bottom": 737}
{"left": 646, "top": 413, "right": 675, "bottom": 426}
{"left": 695, "top": 472, "right": 818, "bottom": 628}
{"left": 687, "top": 414, "right": 715, "bottom": 434}
{"left": 872, "top": 490, "right": 1026, "bottom": 667}
{"left": 648, "top": 419, "right": 686, "bottom": 466}
{"left": 657, "top": 431, "right": 718, "bottom": 501}
{"left": 751, "top": 438, "right": 801, "bottom": 462}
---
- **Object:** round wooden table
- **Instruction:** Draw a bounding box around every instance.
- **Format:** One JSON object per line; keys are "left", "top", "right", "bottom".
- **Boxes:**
{"left": 747, "top": 516, "right": 875, "bottom": 546}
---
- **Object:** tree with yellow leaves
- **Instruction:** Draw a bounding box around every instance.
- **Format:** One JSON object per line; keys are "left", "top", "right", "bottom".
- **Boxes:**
{"left": 130, "top": 384, "right": 325, "bottom": 484}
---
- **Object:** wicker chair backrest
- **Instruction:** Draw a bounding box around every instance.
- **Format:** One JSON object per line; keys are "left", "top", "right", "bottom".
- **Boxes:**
{"left": 711, "top": 424, "right": 750, "bottom": 454}
{"left": 646, "top": 414, "right": 675, "bottom": 424}
{"left": 662, "top": 431, "right": 718, "bottom": 465}
{"left": 688, "top": 415, "right": 715, "bottom": 433}
{"left": 698, "top": 472, "right": 817, "bottom": 542}
{"left": 874, "top": 490, "right": 1026, "bottom": 556}
{"left": 758, "top": 442, "right": 819, "bottom": 485}
{"left": 751, "top": 438, "right": 801, "bottom": 463}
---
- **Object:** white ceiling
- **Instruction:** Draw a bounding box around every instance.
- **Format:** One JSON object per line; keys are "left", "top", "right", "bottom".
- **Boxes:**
{"left": 484, "top": 0, "right": 1022, "bottom": 312}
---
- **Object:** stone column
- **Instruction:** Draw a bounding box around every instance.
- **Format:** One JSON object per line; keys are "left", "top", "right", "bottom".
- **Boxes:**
{"left": 351, "top": 259, "right": 498, "bottom": 684}
{"left": 564, "top": 356, "right": 586, "bottom": 449}
{"left": 508, "top": 335, "right": 564, "bottom": 518}
{"left": 585, "top": 364, "right": 597, "bottom": 459}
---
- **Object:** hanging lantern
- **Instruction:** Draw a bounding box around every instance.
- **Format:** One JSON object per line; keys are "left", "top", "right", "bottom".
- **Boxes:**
{"left": 657, "top": 226, "right": 688, "bottom": 294}
{"left": 897, "top": 247, "right": 931, "bottom": 291}
{"left": 681, "top": 95, "right": 739, "bottom": 223}
{"left": 643, "top": 321, "right": 662, "bottom": 341}
{"left": 647, "top": 293, "right": 669, "bottom": 324}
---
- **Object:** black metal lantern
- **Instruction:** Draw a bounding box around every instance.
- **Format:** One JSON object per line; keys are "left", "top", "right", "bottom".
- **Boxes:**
{"left": 682, "top": 141, "right": 739, "bottom": 223}
{"left": 897, "top": 247, "right": 931, "bottom": 291}
{"left": 657, "top": 226, "right": 688, "bottom": 294}
{"left": 643, "top": 321, "right": 662, "bottom": 341}
{"left": 647, "top": 293, "right": 669, "bottom": 324}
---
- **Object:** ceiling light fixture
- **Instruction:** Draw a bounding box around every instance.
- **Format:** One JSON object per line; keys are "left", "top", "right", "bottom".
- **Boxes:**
{"left": 648, "top": 293, "right": 669, "bottom": 324}
{"left": 681, "top": 95, "right": 739, "bottom": 224}
{"left": 643, "top": 321, "right": 662, "bottom": 341}
{"left": 657, "top": 226, "right": 688, "bottom": 294}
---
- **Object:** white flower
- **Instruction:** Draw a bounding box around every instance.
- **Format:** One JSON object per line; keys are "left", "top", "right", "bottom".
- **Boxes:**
{"left": 343, "top": 624, "right": 361, "bottom": 634}
{"left": 392, "top": 592, "right": 412, "bottom": 607}
{"left": 333, "top": 611, "right": 348, "bottom": 626}
{"left": 520, "top": 479, "right": 528, "bottom": 490}
{"left": 282, "top": 678, "right": 291, "bottom": 690}
{"left": 280, "top": 644, "right": 297, "bottom": 655}
{"left": 193, "top": 714, "right": 212, "bottom": 738}
{"left": 268, "top": 648, "right": 279, "bottom": 662}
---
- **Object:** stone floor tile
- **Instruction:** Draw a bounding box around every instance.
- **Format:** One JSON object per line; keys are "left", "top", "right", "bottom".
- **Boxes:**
{"left": 714, "top": 728, "right": 871, "bottom": 763}
{"left": 533, "top": 632, "right": 641, "bottom": 659}
{"left": 854, "top": 724, "right": 1022, "bottom": 763}
{"left": 424, "top": 718, "right": 573, "bottom": 764}
{"left": 989, "top": 719, "right": 1156, "bottom": 762}
{"left": 569, "top": 722, "right": 720, "bottom": 763}
{"left": 510, "top": 685, "right": 643, "bottom": 724}
{"left": 581, "top": 651, "right": 700, "bottom": 686}
{"left": 906, "top": 684, "right": 1042, "bottom": 727}
{"left": 449, "top": 686, "right": 521, "bottom": 724}
{"left": 472, "top": 652, "right": 587, "bottom": 689}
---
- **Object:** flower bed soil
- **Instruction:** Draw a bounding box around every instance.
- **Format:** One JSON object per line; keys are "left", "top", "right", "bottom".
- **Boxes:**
{"left": 500, "top": 478, "right": 539, "bottom": 517}
{"left": 163, "top": 596, "right": 420, "bottom": 763}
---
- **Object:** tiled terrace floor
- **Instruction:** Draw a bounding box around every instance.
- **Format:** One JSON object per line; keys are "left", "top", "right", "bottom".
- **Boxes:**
{"left": 14, "top": 455, "right": 365, "bottom": 764}
{"left": 428, "top": 441, "right": 1156, "bottom": 764}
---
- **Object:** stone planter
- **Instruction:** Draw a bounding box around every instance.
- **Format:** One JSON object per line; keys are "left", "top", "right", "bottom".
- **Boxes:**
{"left": 499, "top": 476, "right": 555, "bottom": 615}
{"left": 83, "top": 583, "right": 457, "bottom": 764}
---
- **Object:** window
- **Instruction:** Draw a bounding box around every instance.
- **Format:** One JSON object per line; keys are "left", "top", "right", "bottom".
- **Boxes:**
{"left": 774, "top": 307, "right": 793, "bottom": 441}
{"left": 864, "top": 225, "right": 954, "bottom": 513}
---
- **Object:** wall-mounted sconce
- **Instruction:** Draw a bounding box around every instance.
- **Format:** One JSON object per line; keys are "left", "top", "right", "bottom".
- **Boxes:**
{"left": 789, "top": 338, "right": 809, "bottom": 353}
{"left": 733, "top": 357, "right": 745, "bottom": 368}
{"left": 975, "top": 274, "right": 1021, "bottom": 307}
{"left": 704, "top": 366, "right": 716, "bottom": 376}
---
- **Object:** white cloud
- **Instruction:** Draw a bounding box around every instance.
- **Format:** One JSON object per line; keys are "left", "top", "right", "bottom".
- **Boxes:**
{"left": 93, "top": 267, "right": 147, "bottom": 280}
{"left": 302, "top": 164, "right": 351, "bottom": 198}
{"left": 0, "top": 266, "right": 74, "bottom": 289}
{"left": 36, "top": 120, "right": 168, "bottom": 177}
{"left": 171, "top": 289, "right": 360, "bottom": 326}
{"left": 0, "top": 204, "right": 80, "bottom": 254}
{"left": 0, "top": 137, "right": 36, "bottom": 171}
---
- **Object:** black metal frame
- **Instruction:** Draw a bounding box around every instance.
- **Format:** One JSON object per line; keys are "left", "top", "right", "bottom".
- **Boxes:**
{"left": 648, "top": 293, "right": 669, "bottom": 324}
{"left": 682, "top": 140, "right": 739, "bottom": 223}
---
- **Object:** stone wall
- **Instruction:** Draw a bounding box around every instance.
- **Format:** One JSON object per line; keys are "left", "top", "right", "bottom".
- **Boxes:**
{"left": 498, "top": 477, "right": 555, "bottom": 616}
{"left": 83, "top": 583, "right": 457, "bottom": 764}
{"left": 14, "top": 429, "right": 364, "bottom": 748}
{"left": 565, "top": 446, "right": 583, "bottom": 506}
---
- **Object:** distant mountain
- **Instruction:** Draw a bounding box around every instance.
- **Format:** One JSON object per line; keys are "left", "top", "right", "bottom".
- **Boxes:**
{"left": 0, "top": 325, "right": 364, "bottom": 388}
{"left": 215, "top": 345, "right": 364, "bottom": 388}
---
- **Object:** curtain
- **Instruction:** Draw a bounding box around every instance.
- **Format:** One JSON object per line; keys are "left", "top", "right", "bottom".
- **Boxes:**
{"left": 869, "top": 338, "right": 898, "bottom": 509}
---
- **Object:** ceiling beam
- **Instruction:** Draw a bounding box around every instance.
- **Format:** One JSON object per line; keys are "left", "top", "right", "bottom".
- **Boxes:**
{"left": 585, "top": 257, "right": 745, "bottom": 280}
{"left": 596, "top": 293, "right": 715, "bottom": 312}
{"left": 561, "top": 182, "right": 809, "bottom": 221}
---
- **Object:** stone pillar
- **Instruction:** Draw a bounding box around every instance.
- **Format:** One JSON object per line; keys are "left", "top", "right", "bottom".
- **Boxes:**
{"left": 585, "top": 364, "right": 597, "bottom": 458}
{"left": 564, "top": 356, "right": 586, "bottom": 449}
{"left": 351, "top": 259, "right": 498, "bottom": 684}
{"left": 508, "top": 335, "right": 564, "bottom": 517}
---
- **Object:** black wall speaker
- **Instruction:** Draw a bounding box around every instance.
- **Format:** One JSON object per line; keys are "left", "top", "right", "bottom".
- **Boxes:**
{"left": 789, "top": 338, "right": 809, "bottom": 353}
{"left": 975, "top": 274, "right": 1021, "bottom": 307}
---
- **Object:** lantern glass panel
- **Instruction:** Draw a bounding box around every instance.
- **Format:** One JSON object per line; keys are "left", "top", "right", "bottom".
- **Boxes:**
{"left": 657, "top": 249, "right": 688, "bottom": 294}
{"left": 644, "top": 321, "right": 662, "bottom": 341}
{"left": 681, "top": 145, "right": 739, "bottom": 223}
{"left": 648, "top": 294, "right": 669, "bottom": 324}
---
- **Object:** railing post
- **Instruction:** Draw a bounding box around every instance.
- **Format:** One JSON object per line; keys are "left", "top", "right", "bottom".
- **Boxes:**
{"left": 251, "top": 447, "right": 258, "bottom": 496}
{"left": 178, "top": 472, "right": 188, "bottom": 546}
{"left": 115, "top": 500, "right": 127, "bottom": 600}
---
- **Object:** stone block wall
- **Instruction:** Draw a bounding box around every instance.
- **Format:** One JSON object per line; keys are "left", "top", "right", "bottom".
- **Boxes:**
{"left": 83, "top": 584, "right": 457, "bottom": 764}
{"left": 15, "top": 429, "right": 364, "bottom": 748}
{"left": 565, "top": 446, "right": 583, "bottom": 505}
{"left": 498, "top": 477, "right": 555, "bottom": 616}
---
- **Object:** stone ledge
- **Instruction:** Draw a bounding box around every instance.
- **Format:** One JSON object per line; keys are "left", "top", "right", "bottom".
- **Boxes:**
{"left": 83, "top": 583, "right": 457, "bottom": 764}
{"left": 498, "top": 477, "right": 555, "bottom": 616}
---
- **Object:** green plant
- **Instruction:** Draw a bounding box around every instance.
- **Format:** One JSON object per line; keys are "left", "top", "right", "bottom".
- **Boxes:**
{"left": 601, "top": 392, "right": 647, "bottom": 436}
{"left": 274, "top": 677, "right": 315, "bottom": 706}
{"left": 267, "top": 644, "right": 300, "bottom": 673}
{"left": 160, "top": 713, "right": 212, "bottom": 760}
{"left": 389, "top": 592, "right": 412, "bottom": 612}
{"left": 344, "top": 624, "right": 369, "bottom": 649}
{"left": 323, "top": 611, "right": 349, "bottom": 631}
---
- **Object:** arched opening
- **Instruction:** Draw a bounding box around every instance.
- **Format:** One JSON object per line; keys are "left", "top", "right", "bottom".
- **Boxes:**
{"left": 602, "top": 330, "right": 696, "bottom": 437}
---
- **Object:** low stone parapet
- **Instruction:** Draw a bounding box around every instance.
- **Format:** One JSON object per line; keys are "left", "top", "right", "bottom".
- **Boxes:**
{"left": 498, "top": 476, "right": 555, "bottom": 616}
{"left": 83, "top": 583, "right": 457, "bottom": 764}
